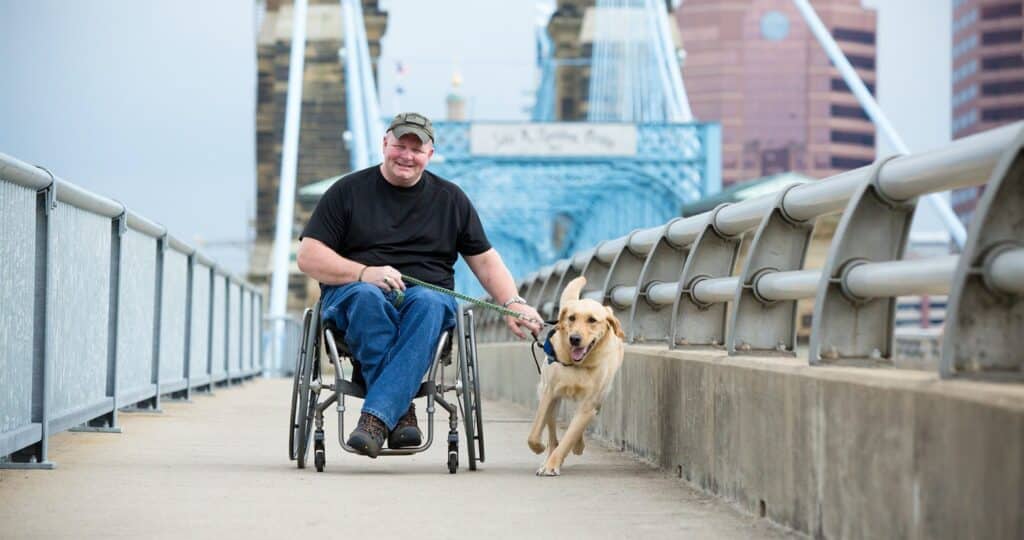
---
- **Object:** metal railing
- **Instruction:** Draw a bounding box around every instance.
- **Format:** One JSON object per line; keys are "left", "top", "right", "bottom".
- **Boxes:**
{"left": 0, "top": 152, "right": 264, "bottom": 468}
{"left": 476, "top": 122, "right": 1024, "bottom": 381}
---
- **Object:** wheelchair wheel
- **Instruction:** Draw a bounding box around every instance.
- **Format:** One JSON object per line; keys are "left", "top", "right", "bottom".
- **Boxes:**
{"left": 458, "top": 308, "right": 485, "bottom": 470}
{"left": 294, "top": 309, "right": 321, "bottom": 469}
{"left": 289, "top": 308, "right": 314, "bottom": 460}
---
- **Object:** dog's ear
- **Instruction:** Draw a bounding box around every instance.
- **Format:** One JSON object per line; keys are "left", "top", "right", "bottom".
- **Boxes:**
{"left": 556, "top": 305, "right": 569, "bottom": 330}
{"left": 605, "top": 305, "right": 624, "bottom": 338}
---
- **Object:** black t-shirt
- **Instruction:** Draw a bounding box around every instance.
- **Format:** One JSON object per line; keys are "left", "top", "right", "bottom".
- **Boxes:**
{"left": 300, "top": 165, "right": 491, "bottom": 289}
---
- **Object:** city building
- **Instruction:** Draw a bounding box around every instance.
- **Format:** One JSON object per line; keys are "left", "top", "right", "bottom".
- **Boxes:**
{"left": 252, "top": 0, "right": 387, "bottom": 311}
{"left": 950, "top": 0, "right": 1023, "bottom": 223}
{"left": 675, "top": 0, "right": 878, "bottom": 186}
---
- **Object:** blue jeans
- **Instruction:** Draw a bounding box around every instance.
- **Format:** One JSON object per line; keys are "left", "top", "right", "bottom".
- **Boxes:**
{"left": 320, "top": 282, "right": 457, "bottom": 430}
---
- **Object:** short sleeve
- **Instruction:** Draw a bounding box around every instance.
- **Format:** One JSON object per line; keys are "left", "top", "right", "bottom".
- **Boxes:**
{"left": 299, "top": 180, "right": 348, "bottom": 252}
{"left": 456, "top": 189, "right": 491, "bottom": 257}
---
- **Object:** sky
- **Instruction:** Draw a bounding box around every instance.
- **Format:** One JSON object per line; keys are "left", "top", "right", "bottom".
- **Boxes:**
{"left": 0, "top": 0, "right": 258, "bottom": 274}
{"left": 0, "top": 0, "right": 955, "bottom": 275}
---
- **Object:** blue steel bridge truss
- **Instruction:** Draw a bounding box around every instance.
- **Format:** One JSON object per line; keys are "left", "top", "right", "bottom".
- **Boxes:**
{"left": 429, "top": 121, "right": 721, "bottom": 299}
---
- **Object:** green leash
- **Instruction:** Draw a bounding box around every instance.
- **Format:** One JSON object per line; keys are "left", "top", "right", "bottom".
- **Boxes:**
{"left": 398, "top": 274, "right": 538, "bottom": 322}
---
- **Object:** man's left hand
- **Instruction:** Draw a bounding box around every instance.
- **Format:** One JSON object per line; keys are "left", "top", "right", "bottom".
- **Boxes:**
{"left": 504, "top": 302, "right": 542, "bottom": 339}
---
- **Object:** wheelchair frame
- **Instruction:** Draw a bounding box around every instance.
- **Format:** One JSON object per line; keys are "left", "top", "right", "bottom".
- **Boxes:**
{"left": 289, "top": 301, "right": 485, "bottom": 473}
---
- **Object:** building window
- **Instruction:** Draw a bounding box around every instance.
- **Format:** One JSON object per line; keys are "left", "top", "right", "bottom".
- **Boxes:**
{"left": 953, "top": 109, "right": 979, "bottom": 132}
{"left": 953, "top": 34, "right": 978, "bottom": 58}
{"left": 982, "top": 106, "right": 1024, "bottom": 122}
{"left": 982, "top": 3, "right": 1023, "bottom": 19}
{"left": 831, "top": 156, "right": 873, "bottom": 169}
{"left": 982, "top": 79, "right": 1024, "bottom": 96}
{"left": 982, "top": 54, "right": 1024, "bottom": 70}
{"left": 953, "top": 84, "right": 978, "bottom": 107}
{"left": 953, "top": 59, "right": 979, "bottom": 82}
{"left": 831, "top": 77, "right": 875, "bottom": 95}
{"left": 846, "top": 54, "right": 875, "bottom": 70}
{"left": 830, "top": 130, "right": 875, "bottom": 146}
{"left": 953, "top": 8, "right": 978, "bottom": 34}
{"left": 831, "top": 104, "right": 869, "bottom": 120}
{"left": 982, "top": 29, "right": 1023, "bottom": 46}
{"left": 832, "top": 27, "right": 875, "bottom": 45}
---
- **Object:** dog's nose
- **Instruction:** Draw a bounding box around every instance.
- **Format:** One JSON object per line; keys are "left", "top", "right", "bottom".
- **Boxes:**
{"left": 569, "top": 334, "right": 582, "bottom": 347}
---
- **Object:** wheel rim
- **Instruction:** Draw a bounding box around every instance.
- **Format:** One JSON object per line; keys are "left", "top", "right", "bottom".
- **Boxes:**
{"left": 289, "top": 309, "right": 313, "bottom": 460}
{"left": 458, "top": 310, "right": 478, "bottom": 470}
{"left": 467, "top": 310, "right": 485, "bottom": 462}
{"left": 296, "top": 313, "right": 320, "bottom": 469}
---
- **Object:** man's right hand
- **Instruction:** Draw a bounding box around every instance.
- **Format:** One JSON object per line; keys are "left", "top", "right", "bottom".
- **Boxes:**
{"left": 360, "top": 265, "right": 407, "bottom": 292}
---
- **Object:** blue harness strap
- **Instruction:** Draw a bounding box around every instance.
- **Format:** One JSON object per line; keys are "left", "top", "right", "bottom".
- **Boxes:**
{"left": 541, "top": 327, "right": 558, "bottom": 365}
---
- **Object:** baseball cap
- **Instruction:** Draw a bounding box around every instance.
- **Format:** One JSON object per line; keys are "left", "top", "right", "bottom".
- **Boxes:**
{"left": 387, "top": 112, "right": 434, "bottom": 144}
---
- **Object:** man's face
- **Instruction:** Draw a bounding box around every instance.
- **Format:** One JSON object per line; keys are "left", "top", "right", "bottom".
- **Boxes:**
{"left": 381, "top": 132, "right": 433, "bottom": 186}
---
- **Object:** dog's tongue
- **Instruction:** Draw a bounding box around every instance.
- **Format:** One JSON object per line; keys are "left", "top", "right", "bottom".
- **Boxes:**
{"left": 571, "top": 346, "right": 586, "bottom": 361}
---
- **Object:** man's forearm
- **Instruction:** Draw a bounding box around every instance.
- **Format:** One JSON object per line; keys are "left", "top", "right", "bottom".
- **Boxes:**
{"left": 296, "top": 238, "right": 365, "bottom": 285}
{"left": 468, "top": 250, "right": 519, "bottom": 304}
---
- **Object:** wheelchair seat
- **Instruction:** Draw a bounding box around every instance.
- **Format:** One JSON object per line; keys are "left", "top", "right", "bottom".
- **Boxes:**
{"left": 320, "top": 316, "right": 453, "bottom": 400}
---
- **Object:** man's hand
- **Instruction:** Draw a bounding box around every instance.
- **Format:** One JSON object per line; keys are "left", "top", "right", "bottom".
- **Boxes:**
{"left": 360, "top": 265, "right": 407, "bottom": 292}
{"left": 504, "top": 302, "right": 542, "bottom": 339}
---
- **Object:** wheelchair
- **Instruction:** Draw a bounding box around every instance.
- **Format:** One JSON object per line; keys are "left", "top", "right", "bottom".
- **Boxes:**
{"left": 288, "top": 300, "right": 485, "bottom": 474}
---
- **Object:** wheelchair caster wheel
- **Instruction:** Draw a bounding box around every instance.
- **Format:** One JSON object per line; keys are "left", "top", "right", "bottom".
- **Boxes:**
{"left": 447, "top": 440, "right": 458, "bottom": 474}
{"left": 447, "top": 450, "right": 458, "bottom": 474}
{"left": 314, "top": 448, "right": 325, "bottom": 472}
{"left": 314, "top": 431, "right": 325, "bottom": 472}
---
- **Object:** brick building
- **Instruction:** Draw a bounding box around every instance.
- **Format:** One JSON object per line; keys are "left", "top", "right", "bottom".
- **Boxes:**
{"left": 950, "top": 0, "right": 1024, "bottom": 223}
{"left": 252, "top": 0, "right": 387, "bottom": 311}
{"left": 675, "top": 0, "right": 878, "bottom": 185}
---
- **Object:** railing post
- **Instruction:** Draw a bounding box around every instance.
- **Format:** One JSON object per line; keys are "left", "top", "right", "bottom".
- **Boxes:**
{"left": 809, "top": 155, "right": 909, "bottom": 364}
{"left": 601, "top": 230, "right": 647, "bottom": 336}
{"left": 942, "top": 131, "right": 1024, "bottom": 380}
{"left": 671, "top": 205, "right": 741, "bottom": 348}
{"left": 727, "top": 185, "right": 813, "bottom": 356}
{"left": 629, "top": 219, "right": 687, "bottom": 343}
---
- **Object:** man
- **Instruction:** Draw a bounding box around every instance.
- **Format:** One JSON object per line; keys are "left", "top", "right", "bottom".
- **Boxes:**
{"left": 297, "top": 112, "right": 542, "bottom": 458}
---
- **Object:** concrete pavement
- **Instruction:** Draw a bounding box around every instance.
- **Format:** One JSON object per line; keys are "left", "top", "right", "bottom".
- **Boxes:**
{"left": 0, "top": 378, "right": 796, "bottom": 539}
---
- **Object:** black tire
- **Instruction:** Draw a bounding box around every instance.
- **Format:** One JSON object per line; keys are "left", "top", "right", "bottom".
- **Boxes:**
{"left": 289, "top": 309, "right": 314, "bottom": 461}
{"left": 466, "top": 309, "right": 485, "bottom": 463}
{"left": 458, "top": 309, "right": 479, "bottom": 471}
{"left": 314, "top": 439, "right": 325, "bottom": 472}
{"left": 447, "top": 443, "right": 458, "bottom": 474}
{"left": 295, "top": 310, "right": 321, "bottom": 469}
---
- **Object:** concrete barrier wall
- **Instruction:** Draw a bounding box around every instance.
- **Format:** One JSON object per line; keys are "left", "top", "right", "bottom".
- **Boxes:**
{"left": 478, "top": 343, "right": 1024, "bottom": 539}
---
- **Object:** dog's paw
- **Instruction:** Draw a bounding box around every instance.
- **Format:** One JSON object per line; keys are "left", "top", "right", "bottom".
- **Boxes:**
{"left": 527, "top": 438, "right": 546, "bottom": 455}
{"left": 535, "top": 464, "right": 561, "bottom": 477}
{"left": 572, "top": 438, "right": 585, "bottom": 455}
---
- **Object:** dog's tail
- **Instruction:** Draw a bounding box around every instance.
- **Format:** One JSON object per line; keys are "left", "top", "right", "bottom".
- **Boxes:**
{"left": 560, "top": 276, "right": 586, "bottom": 306}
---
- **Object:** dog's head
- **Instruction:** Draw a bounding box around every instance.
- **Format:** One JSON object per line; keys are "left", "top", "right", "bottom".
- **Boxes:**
{"left": 555, "top": 277, "right": 624, "bottom": 365}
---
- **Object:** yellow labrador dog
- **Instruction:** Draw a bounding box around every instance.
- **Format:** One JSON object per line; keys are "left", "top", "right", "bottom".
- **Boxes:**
{"left": 527, "top": 276, "right": 624, "bottom": 476}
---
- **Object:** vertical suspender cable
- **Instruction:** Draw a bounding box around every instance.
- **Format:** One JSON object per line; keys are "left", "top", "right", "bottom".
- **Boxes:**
{"left": 269, "top": 0, "right": 308, "bottom": 375}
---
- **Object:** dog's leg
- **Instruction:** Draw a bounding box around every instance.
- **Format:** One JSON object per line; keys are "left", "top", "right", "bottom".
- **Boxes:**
{"left": 544, "top": 398, "right": 560, "bottom": 456}
{"left": 572, "top": 436, "right": 585, "bottom": 455}
{"left": 537, "top": 403, "right": 597, "bottom": 477}
{"left": 527, "top": 391, "right": 557, "bottom": 455}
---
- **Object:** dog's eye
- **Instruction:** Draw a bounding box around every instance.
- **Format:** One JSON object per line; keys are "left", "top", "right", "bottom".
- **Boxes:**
{"left": 568, "top": 315, "right": 576, "bottom": 322}
{"left": 588, "top": 316, "right": 597, "bottom": 323}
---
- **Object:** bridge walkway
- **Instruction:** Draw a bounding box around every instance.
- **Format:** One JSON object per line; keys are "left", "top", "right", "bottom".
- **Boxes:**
{"left": 0, "top": 379, "right": 795, "bottom": 539}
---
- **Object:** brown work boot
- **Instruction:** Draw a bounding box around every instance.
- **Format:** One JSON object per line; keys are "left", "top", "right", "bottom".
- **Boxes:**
{"left": 347, "top": 412, "right": 387, "bottom": 458}
{"left": 387, "top": 403, "right": 422, "bottom": 449}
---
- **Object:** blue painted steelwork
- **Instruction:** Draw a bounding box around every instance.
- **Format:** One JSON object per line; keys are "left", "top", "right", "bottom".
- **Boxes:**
{"left": 430, "top": 121, "right": 721, "bottom": 298}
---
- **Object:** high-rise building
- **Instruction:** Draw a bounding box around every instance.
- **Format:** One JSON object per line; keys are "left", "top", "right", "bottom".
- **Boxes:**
{"left": 252, "top": 0, "right": 387, "bottom": 311}
{"left": 675, "top": 0, "right": 878, "bottom": 186}
{"left": 950, "top": 0, "right": 1023, "bottom": 223}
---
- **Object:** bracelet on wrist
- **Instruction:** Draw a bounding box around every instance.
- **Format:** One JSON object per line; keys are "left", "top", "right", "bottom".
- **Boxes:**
{"left": 502, "top": 295, "right": 528, "bottom": 308}
{"left": 357, "top": 265, "right": 368, "bottom": 282}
